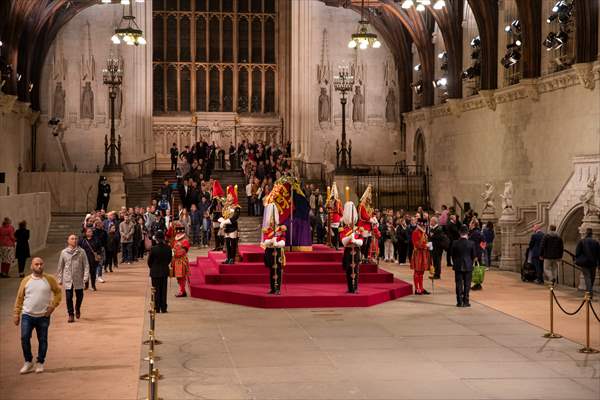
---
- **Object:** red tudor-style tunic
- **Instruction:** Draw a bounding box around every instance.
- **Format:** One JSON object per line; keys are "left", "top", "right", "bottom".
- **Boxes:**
{"left": 410, "top": 227, "right": 430, "bottom": 272}
{"left": 357, "top": 203, "right": 373, "bottom": 236}
{"left": 328, "top": 199, "right": 343, "bottom": 227}
{"left": 171, "top": 236, "right": 190, "bottom": 278}
{"left": 261, "top": 225, "right": 287, "bottom": 247}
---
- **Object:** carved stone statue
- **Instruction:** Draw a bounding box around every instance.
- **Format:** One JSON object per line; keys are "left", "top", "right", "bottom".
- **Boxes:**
{"left": 318, "top": 87, "right": 330, "bottom": 123}
{"left": 481, "top": 183, "right": 496, "bottom": 214}
{"left": 385, "top": 87, "right": 396, "bottom": 123}
{"left": 500, "top": 180, "right": 514, "bottom": 213}
{"left": 52, "top": 82, "right": 66, "bottom": 120}
{"left": 81, "top": 81, "right": 94, "bottom": 120}
{"left": 580, "top": 175, "right": 600, "bottom": 216}
{"left": 352, "top": 85, "right": 364, "bottom": 122}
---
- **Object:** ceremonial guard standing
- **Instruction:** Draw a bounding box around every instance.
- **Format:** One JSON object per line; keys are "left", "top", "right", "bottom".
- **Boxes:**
{"left": 340, "top": 191, "right": 364, "bottom": 294}
{"left": 210, "top": 180, "right": 224, "bottom": 251}
{"left": 219, "top": 185, "right": 241, "bottom": 264}
{"left": 326, "top": 183, "right": 343, "bottom": 250}
{"left": 357, "top": 184, "right": 377, "bottom": 263}
{"left": 171, "top": 222, "right": 191, "bottom": 297}
{"left": 261, "top": 203, "right": 287, "bottom": 295}
{"left": 410, "top": 217, "right": 431, "bottom": 295}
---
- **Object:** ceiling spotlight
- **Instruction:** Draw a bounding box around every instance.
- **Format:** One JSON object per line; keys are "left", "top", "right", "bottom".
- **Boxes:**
{"left": 416, "top": 3, "right": 425, "bottom": 12}
{"left": 348, "top": 39, "right": 357, "bottom": 49}
{"left": 515, "top": 39, "right": 522, "bottom": 47}
{"left": 470, "top": 36, "right": 481, "bottom": 48}
{"left": 401, "top": 0, "right": 414, "bottom": 9}
{"left": 0, "top": 40, "right": 3, "bottom": 46}
{"left": 462, "top": 63, "right": 481, "bottom": 80}
{"left": 438, "top": 51, "right": 446, "bottom": 60}
{"left": 414, "top": 64, "right": 421, "bottom": 72}
{"left": 372, "top": 40, "right": 381, "bottom": 49}
{"left": 121, "top": 0, "right": 130, "bottom": 4}
{"left": 101, "top": 0, "right": 111, "bottom": 3}
{"left": 421, "top": 0, "right": 431, "bottom": 5}
{"left": 544, "top": 32, "right": 557, "bottom": 50}
{"left": 505, "top": 20, "right": 521, "bottom": 35}
{"left": 412, "top": 80, "right": 424, "bottom": 95}
{"left": 555, "top": 30, "right": 568, "bottom": 48}
{"left": 434, "top": 77, "right": 447, "bottom": 87}
{"left": 504, "top": 25, "right": 511, "bottom": 33}
{"left": 433, "top": 0, "right": 445, "bottom": 10}
{"left": 547, "top": 14, "right": 557, "bottom": 24}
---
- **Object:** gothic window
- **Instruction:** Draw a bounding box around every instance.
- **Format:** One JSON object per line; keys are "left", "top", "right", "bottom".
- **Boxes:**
{"left": 153, "top": 0, "right": 278, "bottom": 115}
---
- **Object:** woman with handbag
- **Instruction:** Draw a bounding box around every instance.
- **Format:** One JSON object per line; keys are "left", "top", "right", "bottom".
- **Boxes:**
{"left": 79, "top": 228, "right": 102, "bottom": 291}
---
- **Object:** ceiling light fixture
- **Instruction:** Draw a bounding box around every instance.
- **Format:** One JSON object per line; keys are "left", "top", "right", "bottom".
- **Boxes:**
{"left": 402, "top": 0, "right": 445, "bottom": 12}
{"left": 347, "top": 0, "right": 381, "bottom": 50}
{"left": 111, "top": 2, "right": 146, "bottom": 46}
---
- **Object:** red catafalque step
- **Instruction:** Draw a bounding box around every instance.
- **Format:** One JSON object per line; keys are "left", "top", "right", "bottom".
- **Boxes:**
{"left": 189, "top": 244, "right": 413, "bottom": 308}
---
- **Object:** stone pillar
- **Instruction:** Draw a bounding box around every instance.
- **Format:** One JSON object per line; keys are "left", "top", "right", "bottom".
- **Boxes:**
{"left": 105, "top": 171, "right": 126, "bottom": 210}
{"left": 498, "top": 211, "right": 519, "bottom": 271}
{"left": 578, "top": 214, "right": 600, "bottom": 291}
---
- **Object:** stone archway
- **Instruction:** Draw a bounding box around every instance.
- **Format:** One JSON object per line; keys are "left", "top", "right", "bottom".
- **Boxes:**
{"left": 414, "top": 129, "right": 425, "bottom": 171}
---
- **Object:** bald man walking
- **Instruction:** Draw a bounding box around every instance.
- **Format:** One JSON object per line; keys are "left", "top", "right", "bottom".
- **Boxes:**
{"left": 14, "top": 257, "right": 62, "bottom": 374}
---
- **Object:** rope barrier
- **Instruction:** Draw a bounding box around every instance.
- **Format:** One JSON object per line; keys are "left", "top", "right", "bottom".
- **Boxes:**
{"left": 551, "top": 290, "right": 586, "bottom": 316}
{"left": 140, "top": 287, "right": 164, "bottom": 399}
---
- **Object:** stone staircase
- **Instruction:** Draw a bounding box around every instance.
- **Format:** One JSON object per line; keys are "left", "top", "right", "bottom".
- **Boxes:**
{"left": 125, "top": 175, "right": 153, "bottom": 208}
{"left": 47, "top": 212, "right": 86, "bottom": 245}
{"left": 150, "top": 169, "right": 249, "bottom": 213}
{"left": 238, "top": 216, "right": 262, "bottom": 244}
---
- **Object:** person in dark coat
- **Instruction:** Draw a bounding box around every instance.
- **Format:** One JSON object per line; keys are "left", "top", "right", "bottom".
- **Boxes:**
{"left": 429, "top": 217, "right": 448, "bottom": 279}
{"left": 105, "top": 225, "right": 119, "bottom": 272}
{"left": 468, "top": 220, "right": 485, "bottom": 265}
{"left": 575, "top": 228, "right": 600, "bottom": 296}
{"left": 451, "top": 225, "right": 477, "bottom": 307}
{"left": 15, "top": 221, "right": 31, "bottom": 278}
{"left": 445, "top": 214, "right": 461, "bottom": 267}
{"left": 147, "top": 231, "right": 172, "bottom": 313}
{"left": 78, "top": 228, "right": 101, "bottom": 291}
{"left": 395, "top": 218, "right": 409, "bottom": 264}
{"left": 170, "top": 143, "right": 179, "bottom": 171}
{"left": 528, "top": 224, "right": 545, "bottom": 284}
{"left": 540, "top": 224, "right": 564, "bottom": 284}
{"left": 96, "top": 176, "right": 111, "bottom": 211}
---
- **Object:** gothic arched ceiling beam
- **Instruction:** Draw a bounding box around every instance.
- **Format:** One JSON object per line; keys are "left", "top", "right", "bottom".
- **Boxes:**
{"left": 516, "top": 0, "right": 542, "bottom": 78}
{"left": 466, "top": 0, "right": 498, "bottom": 90}
{"left": 575, "top": 0, "right": 599, "bottom": 62}
{"left": 381, "top": 1, "right": 435, "bottom": 107}
{"left": 1, "top": 0, "right": 96, "bottom": 109}
{"left": 426, "top": 0, "right": 464, "bottom": 98}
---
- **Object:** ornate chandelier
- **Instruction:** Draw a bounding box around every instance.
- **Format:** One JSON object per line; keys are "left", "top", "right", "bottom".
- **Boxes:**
{"left": 110, "top": 3, "right": 146, "bottom": 45}
{"left": 347, "top": 0, "right": 381, "bottom": 50}
{"left": 401, "top": 0, "right": 446, "bottom": 12}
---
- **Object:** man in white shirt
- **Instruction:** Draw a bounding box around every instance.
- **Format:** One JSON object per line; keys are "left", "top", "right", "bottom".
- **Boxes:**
{"left": 13, "top": 257, "right": 61, "bottom": 374}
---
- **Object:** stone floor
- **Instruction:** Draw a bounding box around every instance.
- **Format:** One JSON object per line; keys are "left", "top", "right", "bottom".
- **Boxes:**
{"left": 1, "top": 245, "right": 599, "bottom": 400}
{"left": 136, "top": 248, "right": 600, "bottom": 400}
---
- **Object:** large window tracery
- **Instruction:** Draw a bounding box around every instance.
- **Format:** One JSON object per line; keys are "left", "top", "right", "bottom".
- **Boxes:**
{"left": 153, "top": 0, "right": 278, "bottom": 114}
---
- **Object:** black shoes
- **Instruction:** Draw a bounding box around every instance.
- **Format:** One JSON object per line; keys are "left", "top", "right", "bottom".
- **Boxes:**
{"left": 68, "top": 315, "right": 75, "bottom": 323}
{"left": 421, "top": 289, "right": 430, "bottom": 295}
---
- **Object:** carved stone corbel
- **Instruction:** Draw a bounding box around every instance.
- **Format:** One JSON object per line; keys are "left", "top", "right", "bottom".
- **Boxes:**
{"left": 479, "top": 90, "right": 496, "bottom": 111}
{"left": 446, "top": 98, "right": 463, "bottom": 117}
{"left": 520, "top": 79, "right": 540, "bottom": 102}
{"left": 572, "top": 62, "right": 595, "bottom": 90}
{"left": 0, "top": 93, "right": 18, "bottom": 114}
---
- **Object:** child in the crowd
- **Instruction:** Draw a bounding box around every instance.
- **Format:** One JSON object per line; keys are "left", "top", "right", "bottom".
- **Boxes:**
{"left": 202, "top": 210, "right": 212, "bottom": 248}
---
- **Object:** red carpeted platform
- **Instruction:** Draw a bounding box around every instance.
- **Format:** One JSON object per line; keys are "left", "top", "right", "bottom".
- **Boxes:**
{"left": 189, "top": 244, "right": 412, "bottom": 308}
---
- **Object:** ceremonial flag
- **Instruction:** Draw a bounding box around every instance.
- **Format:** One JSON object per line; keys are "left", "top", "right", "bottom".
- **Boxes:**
{"left": 263, "top": 176, "right": 308, "bottom": 223}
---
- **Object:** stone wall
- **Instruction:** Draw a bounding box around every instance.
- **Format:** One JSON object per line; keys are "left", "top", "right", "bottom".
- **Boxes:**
{"left": 19, "top": 172, "right": 100, "bottom": 213}
{"left": 290, "top": 0, "right": 402, "bottom": 167}
{"left": 36, "top": 2, "right": 153, "bottom": 172}
{"left": 0, "top": 192, "right": 51, "bottom": 254}
{"left": 0, "top": 100, "right": 38, "bottom": 196}
{"left": 404, "top": 63, "right": 600, "bottom": 214}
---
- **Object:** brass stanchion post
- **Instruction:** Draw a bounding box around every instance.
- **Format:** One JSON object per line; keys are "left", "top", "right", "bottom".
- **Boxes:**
{"left": 143, "top": 306, "right": 162, "bottom": 345}
{"left": 578, "top": 292, "right": 599, "bottom": 354}
{"left": 543, "top": 284, "right": 562, "bottom": 339}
